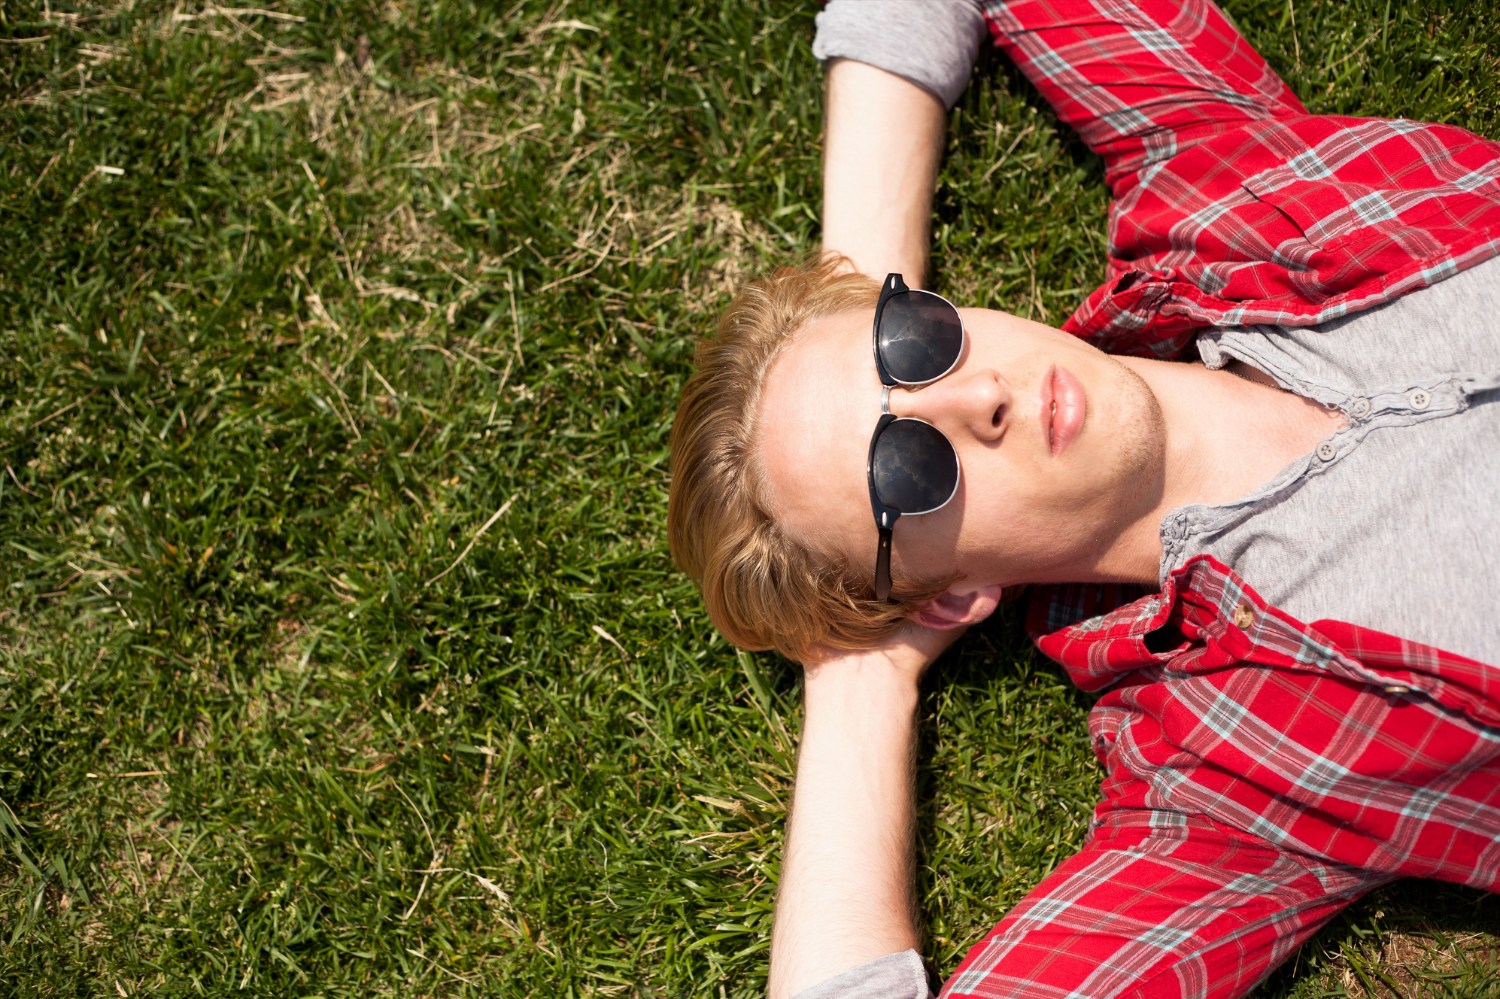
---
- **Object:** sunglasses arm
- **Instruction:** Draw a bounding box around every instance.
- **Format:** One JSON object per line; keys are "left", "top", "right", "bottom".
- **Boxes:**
{"left": 874, "top": 526, "right": 896, "bottom": 602}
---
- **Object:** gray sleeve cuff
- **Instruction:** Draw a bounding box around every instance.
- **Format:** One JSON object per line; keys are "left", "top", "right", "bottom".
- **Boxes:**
{"left": 812, "top": 0, "right": 989, "bottom": 109}
{"left": 789, "top": 949, "right": 933, "bottom": 999}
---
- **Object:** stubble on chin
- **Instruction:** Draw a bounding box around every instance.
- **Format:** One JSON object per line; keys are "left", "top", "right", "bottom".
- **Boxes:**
{"left": 1107, "top": 358, "right": 1168, "bottom": 506}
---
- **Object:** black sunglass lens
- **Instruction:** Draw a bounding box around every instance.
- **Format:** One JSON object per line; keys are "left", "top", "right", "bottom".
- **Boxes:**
{"left": 877, "top": 291, "right": 963, "bottom": 384}
{"left": 871, "top": 419, "right": 959, "bottom": 514}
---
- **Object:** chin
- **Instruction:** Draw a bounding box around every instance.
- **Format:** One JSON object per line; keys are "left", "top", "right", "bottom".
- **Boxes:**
{"left": 1088, "top": 355, "right": 1166, "bottom": 478}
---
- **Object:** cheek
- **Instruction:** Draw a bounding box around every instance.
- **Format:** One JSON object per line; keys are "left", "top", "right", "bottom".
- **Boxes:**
{"left": 957, "top": 487, "right": 1061, "bottom": 559}
{"left": 885, "top": 480, "right": 963, "bottom": 577}
{"left": 958, "top": 445, "right": 1058, "bottom": 517}
{"left": 946, "top": 452, "right": 1099, "bottom": 560}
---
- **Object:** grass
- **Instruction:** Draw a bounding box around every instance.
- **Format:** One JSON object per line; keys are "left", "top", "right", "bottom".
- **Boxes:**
{"left": 0, "top": 0, "right": 1497, "bottom": 995}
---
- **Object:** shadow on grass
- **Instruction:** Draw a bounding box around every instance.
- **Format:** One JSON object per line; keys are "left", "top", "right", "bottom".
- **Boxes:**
{"left": 1256, "top": 879, "right": 1500, "bottom": 998}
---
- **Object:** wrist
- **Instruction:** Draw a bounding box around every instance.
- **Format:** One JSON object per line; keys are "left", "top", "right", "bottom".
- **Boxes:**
{"left": 802, "top": 645, "right": 927, "bottom": 689}
{"left": 798, "top": 656, "right": 919, "bottom": 772}
{"left": 802, "top": 659, "right": 923, "bottom": 731}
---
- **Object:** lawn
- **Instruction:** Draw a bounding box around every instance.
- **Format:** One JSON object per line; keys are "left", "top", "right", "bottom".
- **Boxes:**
{"left": 1, "top": 0, "right": 1498, "bottom": 995}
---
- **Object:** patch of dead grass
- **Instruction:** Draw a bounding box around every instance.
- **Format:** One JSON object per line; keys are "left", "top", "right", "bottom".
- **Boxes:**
{"left": 1319, "top": 926, "right": 1500, "bottom": 998}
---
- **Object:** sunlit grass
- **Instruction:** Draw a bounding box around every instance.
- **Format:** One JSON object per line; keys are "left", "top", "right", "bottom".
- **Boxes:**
{"left": 1, "top": 1, "right": 1496, "bottom": 995}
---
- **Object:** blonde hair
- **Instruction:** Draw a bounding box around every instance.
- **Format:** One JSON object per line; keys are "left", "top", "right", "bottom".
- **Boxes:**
{"left": 668, "top": 254, "right": 956, "bottom": 662}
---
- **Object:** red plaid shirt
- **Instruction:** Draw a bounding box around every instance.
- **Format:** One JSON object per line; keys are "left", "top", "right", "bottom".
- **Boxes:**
{"left": 932, "top": 3, "right": 1500, "bottom": 997}
{"left": 982, "top": 0, "right": 1500, "bottom": 359}
{"left": 1029, "top": 559, "right": 1500, "bottom": 880}
{"left": 933, "top": 558, "right": 1500, "bottom": 999}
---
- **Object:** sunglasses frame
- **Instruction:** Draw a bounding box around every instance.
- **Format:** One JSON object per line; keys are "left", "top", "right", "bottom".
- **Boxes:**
{"left": 867, "top": 273, "right": 967, "bottom": 602}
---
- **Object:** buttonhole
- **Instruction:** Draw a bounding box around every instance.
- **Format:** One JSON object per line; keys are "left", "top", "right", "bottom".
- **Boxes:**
{"left": 1144, "top": 623, "right": 1186, "bottom": 654}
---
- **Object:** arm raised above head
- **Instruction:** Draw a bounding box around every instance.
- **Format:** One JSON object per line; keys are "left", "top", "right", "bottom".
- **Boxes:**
{"left": 821, "top": 59, "right": 946, "bottom": 289}
{"left": 814, "top": 0, "right": 987, "bottom": 288}
{"left": 768, "top": 620, "right": 972, "bottom": 999}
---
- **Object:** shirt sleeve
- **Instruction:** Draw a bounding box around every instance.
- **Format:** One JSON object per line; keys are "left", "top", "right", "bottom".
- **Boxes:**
{"left": 788, "top": 949, "right": 933, "bottom": 999}
{"left": 812, "top": 0, "right": 989, "bottom": 109}
{"left": 982, "top": 0, "right": 1305, "bottom": 194}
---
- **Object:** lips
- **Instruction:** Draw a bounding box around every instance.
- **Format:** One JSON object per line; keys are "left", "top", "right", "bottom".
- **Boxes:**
{"left": 1042, "top": 364, "right": 1086, "bottom": 457}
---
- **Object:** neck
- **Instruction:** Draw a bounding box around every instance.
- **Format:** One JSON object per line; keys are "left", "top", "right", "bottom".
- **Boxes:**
{"left": 1087, "top": 356, "right": 1344, "bottom": 587}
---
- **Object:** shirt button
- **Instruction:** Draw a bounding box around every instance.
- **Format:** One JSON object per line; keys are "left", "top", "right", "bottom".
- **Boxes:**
{"left": 1316, "top": 440, "right": 1337, "bottom": 461}
{"left": 1351, "top": 397, "right": 1372, "bottom": 418}
{"left": 1231, "top": 603, "right": 1254, "bottom": 628}
{"left": 1383, "top": 685, "right": 1412, "bottom": 695}
{"left": 1407, "top": 388, "right": 1432, "bottom": 410}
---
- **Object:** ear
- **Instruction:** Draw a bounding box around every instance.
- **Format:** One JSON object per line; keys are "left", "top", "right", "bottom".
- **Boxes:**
{"left": 909, "top": 584, "right": 1005, "bottom": 631}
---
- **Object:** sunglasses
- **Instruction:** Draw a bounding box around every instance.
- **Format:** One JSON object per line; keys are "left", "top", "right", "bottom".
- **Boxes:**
{"left": 868, "top": 273, "right": 966, "bottom": 602}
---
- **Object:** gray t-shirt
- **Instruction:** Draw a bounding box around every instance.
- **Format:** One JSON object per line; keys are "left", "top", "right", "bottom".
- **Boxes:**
{"left": 1163, "top": 255, "right": 1500, "bottom": 666}
{"left": 790, "top": 950, "right": 930, "bottom": 999}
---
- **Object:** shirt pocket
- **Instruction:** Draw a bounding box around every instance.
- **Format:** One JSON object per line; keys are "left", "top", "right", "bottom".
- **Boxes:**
{"left": 1241, "top": 167, "right": 1489, "bottom": 252}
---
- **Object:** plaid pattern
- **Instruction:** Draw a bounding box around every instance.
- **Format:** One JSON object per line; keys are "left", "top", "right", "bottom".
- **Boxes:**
{"left": 980, "top": 0, "right": 1500, "bottom": 358}
{"left": 942, "top": 820, "right": 1383, "bottom": 999}
{"left": 935, "top": 556, "right": 1500, "bottom": 999}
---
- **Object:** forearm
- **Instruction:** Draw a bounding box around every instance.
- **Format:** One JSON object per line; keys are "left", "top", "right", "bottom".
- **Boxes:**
{"left": 821, "top": 59, "right": 946, "bottom": 288}
{"left": 768, "top": 656, "right": 922, "bottom": 999}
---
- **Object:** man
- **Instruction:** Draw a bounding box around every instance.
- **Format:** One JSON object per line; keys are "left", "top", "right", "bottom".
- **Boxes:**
{"left": 668, "top": 2, "right": 1500, "bottom": 998}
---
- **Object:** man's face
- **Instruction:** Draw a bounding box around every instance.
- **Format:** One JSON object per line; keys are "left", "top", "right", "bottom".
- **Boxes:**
{"left": 755, "top": 306, "right": 1166, "bottom": 590}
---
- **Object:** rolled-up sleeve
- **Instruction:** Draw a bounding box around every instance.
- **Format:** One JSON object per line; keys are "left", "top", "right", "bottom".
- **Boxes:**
{"left": 789, "top": 949, "right": 933, "bottom": 999}
{"left": 812, "top": 0, "right": 988, "bottom": 108}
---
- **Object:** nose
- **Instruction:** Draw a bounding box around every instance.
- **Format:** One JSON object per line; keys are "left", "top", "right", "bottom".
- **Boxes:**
{"left": 889, "top": 368, "right": 1011, "bottom": 443}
